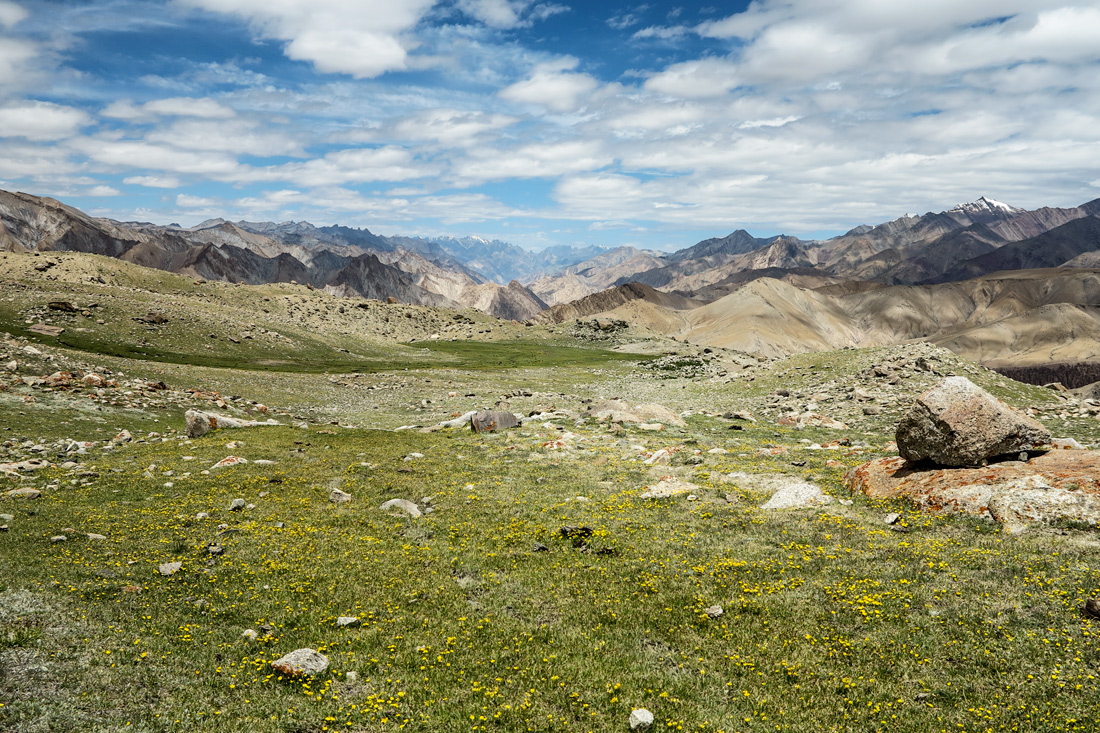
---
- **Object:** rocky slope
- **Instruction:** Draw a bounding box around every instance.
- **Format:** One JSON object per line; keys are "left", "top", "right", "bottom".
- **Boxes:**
{"left": 0, "top": 189, "right": 545, "bottom": 320}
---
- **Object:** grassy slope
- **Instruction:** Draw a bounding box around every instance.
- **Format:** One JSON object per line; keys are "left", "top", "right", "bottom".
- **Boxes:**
{"left": 2, "top": 250, "right": 1099, "bottom": 733}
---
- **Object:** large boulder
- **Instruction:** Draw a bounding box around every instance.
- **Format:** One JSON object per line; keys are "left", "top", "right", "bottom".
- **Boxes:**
{"left": 895, "top": 377, "right": 1050, "bottom": 467}
{"left": 470, "top": 410, "right": 520, "bottom": 433}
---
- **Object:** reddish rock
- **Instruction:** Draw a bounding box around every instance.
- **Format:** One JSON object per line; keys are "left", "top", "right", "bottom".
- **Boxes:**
{"left": 846, "top": 450, "right": 1100, "bottom": 532}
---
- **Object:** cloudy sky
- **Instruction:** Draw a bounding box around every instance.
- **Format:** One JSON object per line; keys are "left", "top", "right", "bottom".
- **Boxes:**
{"left": 1, "top": 0, "right": 1099, "bottom": 250}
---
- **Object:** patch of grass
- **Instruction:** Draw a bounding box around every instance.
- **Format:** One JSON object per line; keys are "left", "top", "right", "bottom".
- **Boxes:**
{"left": 2, "top": 420, "right": 1098, "bottom": 732}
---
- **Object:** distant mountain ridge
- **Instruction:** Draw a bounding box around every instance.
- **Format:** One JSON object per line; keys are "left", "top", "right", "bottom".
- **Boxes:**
{"left": 6, "top": 187, "right": 1100, "bottom": 374}
{"left": 0, "top": 189, "right": 545, "bottom": 320}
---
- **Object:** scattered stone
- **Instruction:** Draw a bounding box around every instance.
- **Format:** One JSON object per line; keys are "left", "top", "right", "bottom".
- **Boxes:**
{"left": 207, "top": 545, "right": 225, "bottom": 556}
{"left": 336, "top": 616, "right": 360, "bottom": 627}
{"left": 637, "top": 422, "right": 665, "bottom": 431}
{"left": 3, "top": 360, "right": 16, "bottom": 371}
{"left": 471, "top": 410, "right": 521, "bottom": 433}
{"left": 438, "top": 410, "right": 477, "bottom": 428}
{"left": 639, "top": 477, "right": 698, "bottom": 499}
{"left": 228, "top": 498, "right": 247, "bottom": 511}
{"left": 380, "top": 498, "right": 421, "bottom": 518}
{"left": 158, "top": 561, "right": 183, "bottom": 576}
{"left": 705, "top": 604, "right": 724, "bottom": 618}
{"left": 4, "top": 488, "right": 41, "bottom": 499}
{"left": 271, "top": 649, "right": 330, "bottom": 678}
{"left": 212, "top": 456, "right": 248, "bottom": 469}
{"left": 779, "top": 412, "right": 849, "bottom": 430}
{"left": 242, "top": 628, "right": 259, "bottom": 641}
{"left": 761, "top": 481, "right": 835, "bottom": 510}
{"left": 86, "top": 533, "right": 107, "bottom": 540}
{"left": 185, "top": 410, "right": 280, "bottom": 439}
{"left": 330, "top": 488, "right": 353, "bottom": 503}
{"left": 1052, "top": 438, "right": 1085, "bottom": 450}
{"left": 533, "top": 542, "right": 550, "bottom": 552}
{"left": 50, "top": 535, "right": 67, "bottom": 543}
{"left": 196, "top": 512, "right": 210, "bottom": 519}
{"left": 1084, "top": 599, "right": 1100, "bottom": 620}
{"left": 883, "top": 512, "right": 901, "bottom": 525}
{"left": 29, "top": 323, "right": 64, "bottom": 337}
{"left": 895, "top": 377, "right": 1051, "bottom": 467}
{"left": 642, "top": 448, "right": 674, "bottom": 465}
{"left": 629, "top": 708, "right": 654, "bottom": 731}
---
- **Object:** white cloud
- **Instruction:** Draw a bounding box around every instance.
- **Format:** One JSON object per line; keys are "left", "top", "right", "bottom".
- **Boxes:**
{"left": 103, "top": 97, "right": 236, "bottom": 121}
{"left": 124, "top": 175, "right": 182, "bottom": 188}
{"left": 88, "top": 185, "right": 121, "bottom": 197}
{"left": 176, "top": 194, "right": 219, "bottom": 208}
{"left": 0, "top": 35, "right": 35, "bottom": 86}
{"left": 0, "top": 1, "right": 28, "bottom": 28}
{"left": 244, "top": 146, "right": 432, "bottom": 186}
{"left": 74, "top": 139, "right": 243, "bottom": 176}
{"left": 454, "top": 140, "right": 610, "bottom": 183}
{"left": 644, "top": 57, "right": 741, "bottom": 98}
{"left": 363, "top": 108, "right": 519, "bottom": 146}
{"left": 145, "top": 118, "right": 303, "bottom": 157}
{"left": 739, "top": 115, "right": 801, "bottom": 129}
{"left": 144, "top": 97, "right": 237, "bottom": 119}
{"left": 457, "top": 0, "right": 567, "bottom": 29}
{"left": 499, "top": 57, "right": 599, "bottom": 112}
{"left": 632, "top": 25, "right": 688, "bottom": 40}
{"left": 180, "top": 0, "right": 437, "bottom": 78}
{"left": 0, "top": 101, "right": 90, "bottom": 140}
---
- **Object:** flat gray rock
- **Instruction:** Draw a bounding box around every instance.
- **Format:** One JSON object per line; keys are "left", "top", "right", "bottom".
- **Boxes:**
{"left": 761, "top": 482, "right": 834, "bottom": 510}
{"left": 271, "top": 648, "right": 329, "bottom": 677}
{"left": 380, "top": 498, "right": 421, "bottom": 518}
{"left": 896, "top": 377, "right": 1050, "bottom": 467}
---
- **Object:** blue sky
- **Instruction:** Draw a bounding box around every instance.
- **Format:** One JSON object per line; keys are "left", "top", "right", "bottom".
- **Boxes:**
{"left": 1, "top": 0, "right": 1099, "bottom": 251}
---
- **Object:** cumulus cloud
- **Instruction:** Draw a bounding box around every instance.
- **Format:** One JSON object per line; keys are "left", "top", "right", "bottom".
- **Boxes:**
{"left": 499, "top": 57, "right": 599, "bottom": 112}
{"left": 180, "top": 0, "right": 437, "bottom": 78}
{"left": 644, "top": 57, "right": 741, "bottom": 98}
{"left": 0, "top": 101, "right": 90, "bottom": 140}
{"left": 0, "top": 1, "right": 27, "bottom": 27}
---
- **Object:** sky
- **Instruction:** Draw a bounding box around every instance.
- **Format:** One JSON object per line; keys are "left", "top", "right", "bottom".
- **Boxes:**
{"left": 1, "top": 0, "right": 1099, "bottom": 252}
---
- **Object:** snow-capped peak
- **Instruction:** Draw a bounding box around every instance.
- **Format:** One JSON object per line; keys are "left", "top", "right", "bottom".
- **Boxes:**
{"left": 949, "top": 196, "right": 1023, "bottom": 215}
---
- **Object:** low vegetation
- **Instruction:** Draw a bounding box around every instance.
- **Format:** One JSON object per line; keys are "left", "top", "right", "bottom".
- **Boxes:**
{"left": 2, "top": 254, "right": 1099, "bottom": 732}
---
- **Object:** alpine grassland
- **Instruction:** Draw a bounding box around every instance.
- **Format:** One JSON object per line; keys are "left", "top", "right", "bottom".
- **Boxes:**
{"left": 2, "top": 256, "right": 1099, "bottom": 733}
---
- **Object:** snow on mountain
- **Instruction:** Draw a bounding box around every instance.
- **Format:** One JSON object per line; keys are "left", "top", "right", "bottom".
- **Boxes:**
{"left": 948, "top": 196, "right": 1024, "bottom": 216}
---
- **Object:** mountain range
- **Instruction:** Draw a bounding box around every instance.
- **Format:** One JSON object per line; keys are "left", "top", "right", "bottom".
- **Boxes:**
{"left": 4, "top": 187, "right": 1100, "bottom": 380}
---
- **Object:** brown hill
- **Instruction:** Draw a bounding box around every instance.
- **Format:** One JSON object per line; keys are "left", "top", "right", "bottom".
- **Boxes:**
{"left": 533, "top": 282, "right": 701, "bottom": 325}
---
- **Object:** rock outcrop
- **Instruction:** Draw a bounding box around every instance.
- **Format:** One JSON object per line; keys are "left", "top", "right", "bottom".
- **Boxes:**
{"left": 846, "top": 451, "right": 1100, "bottom": 533}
